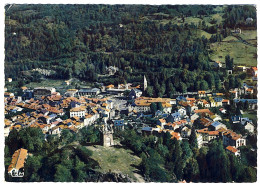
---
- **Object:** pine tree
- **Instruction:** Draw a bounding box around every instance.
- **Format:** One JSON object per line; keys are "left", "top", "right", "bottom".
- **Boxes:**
{"left": 189, "top": 127, "right": 198, "bottom": 149}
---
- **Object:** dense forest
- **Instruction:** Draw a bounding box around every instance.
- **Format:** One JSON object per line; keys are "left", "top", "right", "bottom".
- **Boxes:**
{"left": 4, "top": 4, "right": 257, "bottom": 182}
{"left": 5, "top": 127, "right": 104, "bottom": 182}
{"left": 5, "top": 5, "right": 256, "bottom": 96}
{"left": 120, "top": 129, "right": 257, "bottom": 182}
{"left": 5, "top": 125, "right": 257, "bottom": 182}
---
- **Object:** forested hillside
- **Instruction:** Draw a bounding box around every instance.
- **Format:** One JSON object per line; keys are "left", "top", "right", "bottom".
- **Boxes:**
{"left": 5, "top": 4, "right": 256, "bottom": 96}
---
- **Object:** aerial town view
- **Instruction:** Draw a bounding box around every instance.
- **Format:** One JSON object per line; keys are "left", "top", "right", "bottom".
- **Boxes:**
{"left": 4, "top": 4, "right": 257, "bottom": 182}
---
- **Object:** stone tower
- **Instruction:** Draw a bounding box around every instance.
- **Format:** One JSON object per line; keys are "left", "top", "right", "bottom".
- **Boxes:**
{"left": 102, "top": 124, "right": 114, "bottom": 147}
{"left": 143, "top": 75, "right": 147, "bottom": 91}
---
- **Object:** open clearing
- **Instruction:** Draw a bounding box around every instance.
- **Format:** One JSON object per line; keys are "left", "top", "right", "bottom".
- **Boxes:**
{"left": 243, "top": 111, "right": 257, "bottom": 123}
{"left": 24, "top": 79, "right": 65, "bottom": 88}
{"left": 87, "top": 144, "right": 143, "bottom": 182}
{"left": 198, "top": 29, "right": 212, "bottom": 39}
{"left": 210, "top": 35, "right": 257, "bottom": 66}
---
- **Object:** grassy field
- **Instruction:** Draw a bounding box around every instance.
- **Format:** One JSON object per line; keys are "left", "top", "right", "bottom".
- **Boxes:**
{"left": 209, "top": 37, "right": 257, "bottom": 66}
{"left": 222, "top": 36, "right": 239, "bottom": 42}
{"left": 24, "top": 79, "right": 65, "bottom": 88}
{"left": 242, "top": 111, "right": 257, "bottom": 122}
{"left": 240, "top": 30, "right": 257, "bottom": 40}
{"left": 198, "top": 29, "right": 212, "bottom": 39}
{"left": 203, "top": 13, "right": 224, "bottom": 25}
{"left": 143, "top": 13, "right": 222, "bottom": 27}
{"left": 87, "top": 144, "right": 143, "bottom": 182}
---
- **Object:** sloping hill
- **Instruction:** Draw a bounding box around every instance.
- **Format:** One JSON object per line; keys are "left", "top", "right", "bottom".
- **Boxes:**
{"left": 87, "top": 144, "right": 143, "bottom": 182}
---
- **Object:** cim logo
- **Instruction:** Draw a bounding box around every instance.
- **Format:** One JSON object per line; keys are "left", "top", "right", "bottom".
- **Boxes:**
{"left": 10, "top": 169, "right": 24, "bottom": 177}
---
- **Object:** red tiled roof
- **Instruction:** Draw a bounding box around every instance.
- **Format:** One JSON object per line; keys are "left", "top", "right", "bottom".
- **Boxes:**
{"left": 222, "top": 99, "right": 229, "bottom": 103}
{"left": 159, "top": 119, "right": 166, "bottom": 123}
{"left": 8, "top": 148, "right": 28, "bottom": 172}
{"left": 223, "top": 130, "right": 242, "bottom": 140}
{"left": 226, "top": 146, "right": 238, "bottom": 153}
{"left": 208, "top": 131, "right": 219, "bottom": 136}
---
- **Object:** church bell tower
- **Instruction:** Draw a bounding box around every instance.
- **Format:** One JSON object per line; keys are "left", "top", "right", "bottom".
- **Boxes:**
{"left": 143, "top": 75, "right": 147, "bottom": 91}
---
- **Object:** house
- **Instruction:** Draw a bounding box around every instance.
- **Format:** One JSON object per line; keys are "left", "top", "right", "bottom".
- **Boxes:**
{"left": 70, "top": 100, "right": 81, "bottom": 109}
{"left": 240, "top": 118, "right": 254, "bottom": 133}
{"left": 176, "top": 96, "right": 187, "bottom": 102}
{"left": 236, "top": 66, "right": 247, "bottom": 72}
{"left": 77, "top": 88, "right": 101, "bottom": 96}
{"left": 190, "top": 113, "right": 199, "bottom": 121}
{"left": 223, "top": 130, "right": 246, "bottom": 148}
{"left": 245, "top": 88, "right": 253, "bottom": 95}
{"left": 106, "top": 66, "right": 118, "bottom": 76}
{"left": 197, "top": 128, "right": 220, "bottom": 144}
{"left": 232, "top": 28, "right": 241, "bottom": 34}
{"left": 22, "top": 89, "right": 34, "bottom": 100}
{"left": 142, "top": 127, "right": 153, "bottom": 136}
{"left": 166, "top": 112, "right": 181, "bottom": 123}
{"left": 170, "top": 131, "right": 182, "bottom": 141}
{"left": 64, "top": 80, "right": 71, "bottom": 85}
{"left": 181, "top": 126, "right": 191, "bottom": 138}
{"left": 222, "top": 99, "right": 230, "bottom": 106}
{"left": 214, "top": 61, "right": 222, "bottom": 68}
{"left": 219, "top": 108, "right": 227, "bottom": 114}
{"left": 70, "top": 107, "right": 86, "bottom": 118}
{"left": 162, "top": 102, "right": 172, "bottom": 114}
{"left": 114, "top": 120, "right": 125, "bottom": 130}
{"left": 226, "top": 146, "right": 240, "bottom": 156}
{"left": 157, "top": 118, "right": 166, "bottom": 128}
{"left": 250, "top": 67, "right": 257, "bottom": 76}
{"left": 106, "top": 84, "right": 115, "bottom": 90}
{"left": 231, "top": 115, "right": 242, "bottom": 123}
{"left": 133, "top": 100, "right": 151, "bottom": 113}
{"left": 229, "top": 90, "right": 238, "bottom": 99}
{"left": 163, "top": 122, "right": 178, "bottom": 131}
{"left": 107, "top": 100, "right": 114, "bottom": 110}
{"left": 210, "top": 114, "right": 222, "bottom": 122}
{"left": 194, "top": 109, "right": 213, "bottom": 117}
{"left": 246, "top": 17, "right": 253, "bottom": 24}
{"left": 234, "top": 99, "right": 257, "bottom": 110}
{"left": 49, "top": 126, "right": 62, "bottom": 137}
{"left": 8, "top": 148, "right": 28, "bottom": 177}
{"left": 4, "top": 92, "right": 14, "bottom": 97}
{"left": 197, "top": 99, "right": 210, "bottom": 108}
{"left": 211, "top": 97, "right": 223, "bottom": 107}
{"left": 154, "top": 110, "right": 163, "bottom": 117}
{"left": 178, "top": 107, "right": 187, "bottom": 117}
{"left": 243, "top": 121, "right": 254, "bottom": 133}
{"left": 64, "top": 89, "right": 78, "bottom": 97}
{"left": 38, "top": 116, "right": 51, "bottom": 124}
{"left": 209, "top": 121, "right": 227, "bottom": 131}
{"left": 41, "top": 124, "right": 51, "bottom": 134}
{"left": 187, "top": 104, "right": 198, "bottom": 114}
{"left": 186, "top": 97, "right": 196, "bottom": 104}
{"left": 128, "top": 89, "right": 142, "bottom": 100}
{"left": 198, "top": 91, "right": 206, "bottom": 98}
{"left": 34, "top": 87, "right": 56, "bottom": 99}
{"left": 4, "top": 126, "right": 10, "bottom": 137}
{"left": 7, "top": 78, "right": 12, "bottom": 82}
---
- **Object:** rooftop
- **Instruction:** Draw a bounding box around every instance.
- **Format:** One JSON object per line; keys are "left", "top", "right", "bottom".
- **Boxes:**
{"left": 226, "top": 146, "right": 238, "bottom": 153}
{"left": 8, "top": 148, "right": 28, "bottom": 173}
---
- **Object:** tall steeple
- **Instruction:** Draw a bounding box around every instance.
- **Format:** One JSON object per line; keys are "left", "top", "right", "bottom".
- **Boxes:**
{"left": 144, "top": 75, "right": 147, "bottom": 91}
